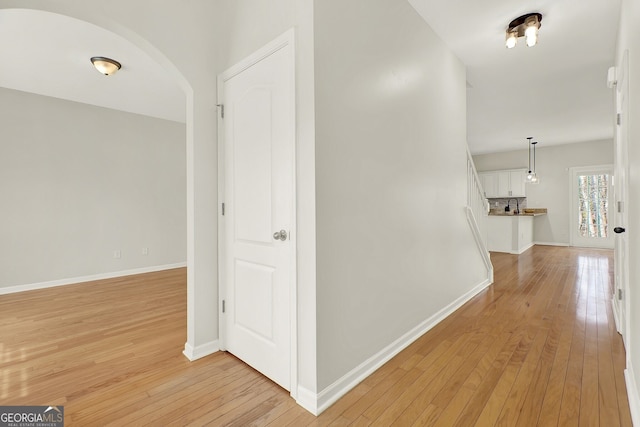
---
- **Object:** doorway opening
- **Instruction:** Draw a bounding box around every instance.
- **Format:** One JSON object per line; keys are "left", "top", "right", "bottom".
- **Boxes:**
{"left": 217, "top": 29, "right": 297, "bottom": 396}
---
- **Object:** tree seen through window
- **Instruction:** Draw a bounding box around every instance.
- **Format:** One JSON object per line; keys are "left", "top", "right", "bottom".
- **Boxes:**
{"left": 578, "top": 174, "right": 609, "bottom": 238}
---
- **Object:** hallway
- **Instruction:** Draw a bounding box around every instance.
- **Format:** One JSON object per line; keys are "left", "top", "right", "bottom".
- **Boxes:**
{"left": 308, "top": 245, "right": 631, "bottom": 425}
{"left": 0, "top": 246, "right": 631, "bottom": 425}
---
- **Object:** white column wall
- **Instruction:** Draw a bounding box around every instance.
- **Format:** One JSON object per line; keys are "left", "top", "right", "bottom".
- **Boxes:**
{"left": 314, "top": 0, "right": 487, "bottom": 391}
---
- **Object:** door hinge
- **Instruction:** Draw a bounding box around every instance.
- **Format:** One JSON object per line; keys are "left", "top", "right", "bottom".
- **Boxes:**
{"left": 217, "top": 104, "right": 225, "bottom": 118}
{"left": 617, "top": 113, "right": 621, "bottom": 125}
{"left": 222, "top": 299, "right": 226, "bottom": 313}
{"left": 221, "top": 202, "right": 225, "bottom": 216}
{"left": 618, "top": 289, "right": 624, "bottom": 300}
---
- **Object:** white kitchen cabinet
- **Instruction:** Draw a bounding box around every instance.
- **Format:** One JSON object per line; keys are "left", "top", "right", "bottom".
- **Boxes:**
{"left": 497, "top": 171, "right": 511, "bottom": 197}
{"left": 509, "top": 169, "right": 526, "bottom": 197}
{"left": 480, "top": 173, "right": 498, "bottom": 198}
{"left": 479, "top": 169, "right": 527, "bottom": 198}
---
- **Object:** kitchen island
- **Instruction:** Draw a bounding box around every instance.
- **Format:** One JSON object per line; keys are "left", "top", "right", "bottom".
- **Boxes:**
{"left": 486, "top": 209, "right": 547, "bottom": 254}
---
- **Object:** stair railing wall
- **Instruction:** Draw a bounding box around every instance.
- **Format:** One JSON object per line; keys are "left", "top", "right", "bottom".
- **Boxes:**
{"left": 466, "top": 147, "right": 493, "bottom": 282}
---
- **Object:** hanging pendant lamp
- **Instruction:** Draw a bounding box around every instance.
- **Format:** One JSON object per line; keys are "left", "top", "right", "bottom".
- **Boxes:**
{"left": 525, "top": 137, "right": 540, "bottom": 183}
{"left": 531, "top": 141, "right": 539, "bottom": 183}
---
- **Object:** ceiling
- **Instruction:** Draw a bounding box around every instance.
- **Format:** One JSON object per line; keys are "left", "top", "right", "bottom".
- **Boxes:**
{"left": 409, "top": 0, "right": 622, "bottom": 154}
{"left": 0, "top": 3, "right": 622, "bottom": 153}
{"left": 0, "top": 9, "right": 185, "bottom": 123}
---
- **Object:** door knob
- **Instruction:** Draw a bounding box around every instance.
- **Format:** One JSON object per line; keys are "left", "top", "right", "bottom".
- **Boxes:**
{"left": 273, "top": 230, "right": 288, "bottom": 241}
{"left": 614, "top": 227, "right": 626, "bottom": 234}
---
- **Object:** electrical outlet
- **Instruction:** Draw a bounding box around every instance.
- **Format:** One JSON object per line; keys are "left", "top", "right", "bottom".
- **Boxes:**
{"left": 142, "top": 247, "right": 149, "bottom": 256}
{"left": 113, "top": 250, "right": 121, "bottom": 259}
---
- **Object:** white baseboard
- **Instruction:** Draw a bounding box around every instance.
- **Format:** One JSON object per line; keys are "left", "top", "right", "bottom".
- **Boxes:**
{"left": 625, "top": 364, "right": 640, "bottom": 426}
{"left": 0, "top": 262, "right": 187, "bottom": 295}
{"left": 183, "top": 340, "right": 220, "bottom": 361}
{"left": 533, "top": 241, "right": 569, "bottom": 247}
{"left": 612, "top": 298, "right": 622, "bottom": 335}
{"left": 512, "top": 242, "right": 534, "bottom": 255}
{"left": 313, "top": 277, "right": 492, "bottom": 415}
{"left": 296, "top": 385, "right": 319, "bottom": 415}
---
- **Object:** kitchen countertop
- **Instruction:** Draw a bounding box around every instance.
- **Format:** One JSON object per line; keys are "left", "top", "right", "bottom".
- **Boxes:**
{"left": 489, "top": 212, "right": 546, "bottom": 217}
{"left": 489, "top": 208, "right": 547, "bottom": 217}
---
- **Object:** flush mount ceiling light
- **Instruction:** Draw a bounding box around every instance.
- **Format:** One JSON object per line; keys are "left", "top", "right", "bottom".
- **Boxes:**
{"left": 90, "top": 56, "right": 121, "bottom": 76}
{"left": 525, "top": 137, "right": 540, "bottom": 184}
{"left": 505, "top": 12, "right": 542, "bottom": 49}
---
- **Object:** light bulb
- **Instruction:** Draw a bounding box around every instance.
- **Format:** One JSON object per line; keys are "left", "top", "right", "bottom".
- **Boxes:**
{"left": 506, "top": 32, "right": 517, "bottom": 49}
{"left": 524, "top": 19, "right": 539, "bottom": 47}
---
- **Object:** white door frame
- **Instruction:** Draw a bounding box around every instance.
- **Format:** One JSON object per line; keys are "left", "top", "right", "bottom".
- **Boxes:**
{"left": 217, "top": 29, "right": 298, "bottom": 398}
{"left": 569, "top": 164, "right": 614, "bottom": 249}
{"left": 613, "top": 50, "right": 631, "bottom": 348}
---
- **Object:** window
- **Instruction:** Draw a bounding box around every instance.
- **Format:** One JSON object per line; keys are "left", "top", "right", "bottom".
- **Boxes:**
{"left": 577, "top": 174, "right": 609, "bottom": 238}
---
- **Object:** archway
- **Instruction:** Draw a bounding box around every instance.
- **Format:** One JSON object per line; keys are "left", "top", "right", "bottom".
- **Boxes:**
{"left": 0, "top": 4, "right": 198, "bottom": 355}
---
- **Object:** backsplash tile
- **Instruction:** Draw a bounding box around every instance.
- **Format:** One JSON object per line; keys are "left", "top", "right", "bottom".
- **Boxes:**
{"left": 488, "top": 197, "right": 527, "bottom": 213}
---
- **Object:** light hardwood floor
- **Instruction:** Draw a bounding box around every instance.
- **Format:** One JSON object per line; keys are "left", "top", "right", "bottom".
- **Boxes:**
{"left": 0, "top": 245, "right": 632, "bottom": 426}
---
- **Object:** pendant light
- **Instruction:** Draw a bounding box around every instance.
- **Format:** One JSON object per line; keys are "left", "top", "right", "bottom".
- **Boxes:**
{"left": 531, "top": 141, "right": 539, "bottom": 183}
{"left": 525, "top": 137, "right": 539, "bottom": 184}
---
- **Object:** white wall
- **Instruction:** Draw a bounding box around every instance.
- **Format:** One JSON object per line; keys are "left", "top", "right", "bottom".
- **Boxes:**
{"left": 616, "top": 0, "right": 640, "bottom": 421}
{"left": 314, "top": 0, "right": 487, "bottom": 391}
{"left": 0, "top": 87, "right": 185, "bottom": 288}
{"left": 473, "top": 139, "right": 613, "bottom": 245}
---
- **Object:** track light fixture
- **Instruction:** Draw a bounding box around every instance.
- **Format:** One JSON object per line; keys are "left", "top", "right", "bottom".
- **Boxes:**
{"left": 506, "top": 13, "right": 542, "bottom": 49}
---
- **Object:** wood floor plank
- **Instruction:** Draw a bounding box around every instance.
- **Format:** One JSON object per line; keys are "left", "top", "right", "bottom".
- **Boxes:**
{"left": 375, "top": 330, "right": 500, "bottom": 426}
{"left": 471, "top": 327, "right": 537, "bottom": 426}
{"left": 494, "top": 329, "right": 548, "bottom": 426}
{"left": 579, "top": 262, "right": 600, "bottom": 427}
{"left": 439, "top": 331, "right": 524, "bottom": 427}
{"left": 430, "top": 331, "right": 512, "bottom": 426}
{"left": 537, "top": 311, "right": 577, "bottom": 426}
{"left": 265, "top": 406, "right": 311, "bottom": 426}
{"left": 339, "top": 367, "right": 414, "bottom": 421}
{"left": 514, "top": 266, "right": 567, "bottom": 426}
{"left": 558, "top": 256, "right": 589, "bottom": 427}
{"left": 613, "top": 335, "right": 633, "bottom": 427}
{"left": 382, "top": 334, "right": 479, "bottom": 425}
{"left": 0, "top": 247, "right": 631, "bottom": 426}
{"left": 596, "top": 266, "right": 622, "bottom": 427}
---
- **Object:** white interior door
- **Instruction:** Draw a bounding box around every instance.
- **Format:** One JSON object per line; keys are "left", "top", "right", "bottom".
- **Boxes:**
{"left": 569, "top": 165, "right": 614, "bottom": 249}
{"left": 613, "top": 50, "right": 630, "bottom": 344}
{"left": 218, "top": 32, "right": 295, "bottom": 391}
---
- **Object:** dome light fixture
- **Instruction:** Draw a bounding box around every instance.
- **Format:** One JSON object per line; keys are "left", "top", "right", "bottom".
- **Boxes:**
{"left": 90, "top": 56, "right": 121, "bottom": 76}
{"left": 505, "top": 13, "right": 542, "bottom": 49}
